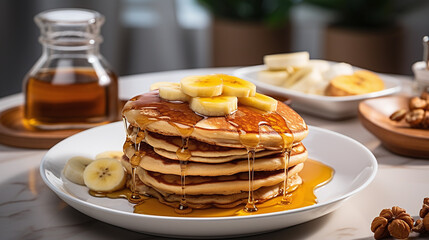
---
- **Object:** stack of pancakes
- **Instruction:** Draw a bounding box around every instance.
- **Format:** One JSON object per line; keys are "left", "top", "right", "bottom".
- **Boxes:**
{"left": 121, "top": 91, "right": 308, "bottom": 209}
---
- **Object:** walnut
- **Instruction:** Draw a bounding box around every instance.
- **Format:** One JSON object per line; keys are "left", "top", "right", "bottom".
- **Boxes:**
{"left": 413, "top": 219, "right": 425, "bottom": 233}
{"left": 422, "top": 199, "right": 429, "bottom": 231}
{"left": 371, "top": 216, "right": 390, "bottom": 239}
{"left": 413, "top": 197, "right": 429, "bottom": 233}
{"left": 409, "top": 96, "right": 427, "bottom": 110}
{"left": 405, "top": 109, "right": 425, "bottom": 127}
{"left": 389, "top": 109, "right": 407, "bottom": 121}
{"left": 371, "top": 206, "right": 414, "bottom": 239}
{"left": 389, "top": 94, "right": 429, "bottom": 129}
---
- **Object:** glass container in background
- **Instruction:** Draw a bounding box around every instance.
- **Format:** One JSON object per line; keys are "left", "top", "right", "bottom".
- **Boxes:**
{"left": 23, "top": 8, "right": 118, "bottom": 130}
{"left": 412, "top": 36, "right": 429, "bottom": 94}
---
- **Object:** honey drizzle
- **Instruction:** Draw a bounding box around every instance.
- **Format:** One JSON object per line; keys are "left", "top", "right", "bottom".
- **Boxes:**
{"left": 130, "top": 127, "right": 143, "bottom": 203}
{"left": 270, "top": 114, "right": 294, "bottom": 205}
{"left": 170, "top": 123, "right": 194, "bottom": 214}
{"left": 281, "top": 147, "right": 293, "bottom": 204}
{"left": 121, "top": 91, "right": 203, "bottom": 213}
{"left": 123, "top": 115, "right": 155, "bottom": 203}
{"left": 244, "top": 148, "right": 257, "bottom": 212}
{"left": 226, "top": 106, "right": 294, "bottom": 212}
{"left": 122, "top": 118, "right": 140, "bottom": 202}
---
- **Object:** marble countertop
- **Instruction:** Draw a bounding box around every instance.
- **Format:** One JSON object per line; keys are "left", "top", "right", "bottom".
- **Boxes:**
{"left": 1, "top": 68, "right": 428, "bottom": 240}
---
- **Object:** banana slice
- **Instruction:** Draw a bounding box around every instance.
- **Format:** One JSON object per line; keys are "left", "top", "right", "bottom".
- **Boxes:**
{"left": 282, "top": 66, "right": 312, "bottom": 88}
{"left": 150, "top": 82, "right": 180, "bottom": 91}
{"left": 308, "top": 60, "right": 330, "bottom": 72}
{"left": 323, "top": 62, "right": 353, "bottom": 81}
{"left": 216, "top": 74, "right": 256, "bottom": 97}
{"left": 159, "top": 84, "right": 191, "bottom": 102}
{"left": 95, "top": 151, "right": 123, "bottom": 161}
{"left": 83, "top": 158, "right": 126, "bottom": 192}
{"left": 325, "top": 70, "right": 384, "bottom": 96}
{"left": 264, "top": 52, "right": 309, "bottom": 70}
{"left": 289, "top": 68, "right": 326, "bottom": 95}
{"left": 257, "top": 70, "right": 289, "bottom": 86}
{"left": 180, "top": 75, "right": 223, "bottom": 97}
{"left": 190, "top": 96, "right": 237, "bottom": 116}
{"left": 63, "top": 156, "right": 94, "bottom": 185}
{"left": 238, "top": 93, "right": 278, "bottom": 112}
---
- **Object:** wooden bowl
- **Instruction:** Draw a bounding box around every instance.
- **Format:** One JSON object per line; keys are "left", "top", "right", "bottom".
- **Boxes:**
{"left": 358, "top": 96, "right": 429, "bottom": 158}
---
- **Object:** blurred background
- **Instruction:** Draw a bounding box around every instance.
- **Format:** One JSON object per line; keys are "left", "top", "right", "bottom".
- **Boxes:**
{"left": 1, "top": 0, "right": 429, "bottom": 98}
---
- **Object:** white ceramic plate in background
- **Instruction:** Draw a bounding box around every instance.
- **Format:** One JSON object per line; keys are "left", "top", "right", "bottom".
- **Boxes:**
{"left": 234, "top": 65, "right": 401, "bottom": 119}
{"left": 40, "top": 123, "right": 377, "bottom": 238}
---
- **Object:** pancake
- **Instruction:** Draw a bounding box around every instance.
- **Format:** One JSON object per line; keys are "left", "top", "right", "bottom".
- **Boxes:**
{"left": 145, "top": 131, "right": 280, "bottom": 158}
{"left": 121, "top": 142, "right": 307, "bottom": 176}
{"left": 122, "top": 91, "right": 308, "bottom": 149}
{"left": 153, "top": 148, "right": 281, "bottom": 163}
{"left": 135, "top": 163, "right": 304, "bottom": 195}
{"left": 125, "top": 131, "right": 305, "bottom": 164}
{"left": 133, "top": 176, "right": 302, "bottom": 209}
{"left": 121, "top": 88, "right": 309, "bottom": 211}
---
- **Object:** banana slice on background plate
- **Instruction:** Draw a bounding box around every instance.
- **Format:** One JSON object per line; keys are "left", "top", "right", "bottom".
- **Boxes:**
{"left": 325, "top": 70, "right": 385, "bottom": 96}
{"left": 83, "top": 158, "right": 126, "bottom": 192}
{"left": 257, "top": 70, "right": 290, "bottom": 86}
{"left": 63, "top": 156, "right": 94, "bottom": 185}
{"left": 282, "top": 67, "right": 313, "bottom": 88}
{"left": 288, "top": 68, "right": 327, "bottom": 95}
{"left": 264, "top": 52, "right": 309, "bottom": 70}
{"left": 323, "top": 62, "right": 354, "bottom": 81}
{"left": 308, "top": 60, "right": 330, "bottom": 72}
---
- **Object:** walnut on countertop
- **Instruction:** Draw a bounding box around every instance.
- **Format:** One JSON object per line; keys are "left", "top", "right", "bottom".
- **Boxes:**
{"left": 413, "top": 198, "right": 429, "bottom": 233}
{"left": 371, "top": 206, "right": 414, "bottom": 239}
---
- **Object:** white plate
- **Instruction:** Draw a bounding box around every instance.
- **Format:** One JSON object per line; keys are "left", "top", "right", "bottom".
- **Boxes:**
{"left": 233, "top": 65, "right": 401, "bottom": 119}
{"left": 40, "top": 122, "right": 377, "bottom": 238}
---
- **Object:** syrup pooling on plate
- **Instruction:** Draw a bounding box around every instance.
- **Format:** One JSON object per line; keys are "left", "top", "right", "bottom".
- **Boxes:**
{"left": 132, "top": 159, "right": 333, "bottom": 217}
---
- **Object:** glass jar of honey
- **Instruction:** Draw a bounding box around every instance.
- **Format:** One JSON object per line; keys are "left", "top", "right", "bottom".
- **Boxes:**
{"left": 23, "top": 8, "right": 118, "bottom": 130}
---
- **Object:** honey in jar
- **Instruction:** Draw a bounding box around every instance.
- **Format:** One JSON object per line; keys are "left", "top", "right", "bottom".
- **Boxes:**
{"left": 23, "top": 9, "right": 118, "bottom": 130}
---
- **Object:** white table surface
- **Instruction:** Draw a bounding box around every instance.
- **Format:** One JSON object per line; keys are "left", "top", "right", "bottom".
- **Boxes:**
{"left": 1, "top": 68, "right": 428, "bottom": 240}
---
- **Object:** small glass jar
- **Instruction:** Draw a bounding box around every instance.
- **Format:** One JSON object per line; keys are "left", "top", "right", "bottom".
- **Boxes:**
{"left": 23, "top": 8, "right": 118, "bottom": 130}
{"left": 412, "top": 61, "right": 429, "bottom": 95}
